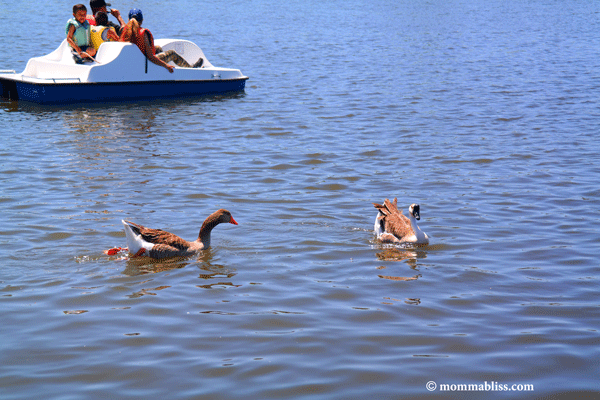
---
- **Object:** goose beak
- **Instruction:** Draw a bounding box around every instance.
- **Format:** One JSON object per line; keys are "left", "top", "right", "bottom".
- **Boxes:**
{"left": 229, "top": 216, "right": 238, "bottom": 225}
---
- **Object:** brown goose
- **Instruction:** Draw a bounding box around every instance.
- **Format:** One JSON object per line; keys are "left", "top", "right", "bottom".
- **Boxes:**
{"left": 122, "top": 209, "right": 238, "bottom": 259}
{"left": 373, "top": 198, "right": 429, "bottom": 245}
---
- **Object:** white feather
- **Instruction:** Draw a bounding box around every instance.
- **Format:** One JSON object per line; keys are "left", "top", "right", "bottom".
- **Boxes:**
{"left": 404, "top": 208, "right": 429, "bottom": 244}
{"left": 122, "top": 220, "right": 154, "bottom": 255}
{"left": 374, "top": 211, "right": 385, "bottom": 238}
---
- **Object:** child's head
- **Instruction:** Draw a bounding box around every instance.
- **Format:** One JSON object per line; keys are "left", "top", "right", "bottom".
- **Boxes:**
{"left": 128, "top": 8, "right": 143, "bottom": 24}
{"left": 90, "top": 0, "right": 109, "bottom": 14}
{"left": 95, "top": 11, "right": 109, "bottom": 26}
{"left": 72, "top": 4, "right": 87, "bottom": 23}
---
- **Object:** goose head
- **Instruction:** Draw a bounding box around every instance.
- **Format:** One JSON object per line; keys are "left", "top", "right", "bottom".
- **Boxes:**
{"left": 198, "top": 209, "right": 238, "bottom": 246}
{"left": 409, "top": 204, "right": 421, "bottom": 220}
{"left": 215, "top": 209, "right": 238, "bottom": 225}
{"left": 199, "top": 209, "right": 238, "bottom": 234}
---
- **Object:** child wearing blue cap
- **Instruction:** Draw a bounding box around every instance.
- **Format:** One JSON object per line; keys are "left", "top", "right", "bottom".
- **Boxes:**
{"left": 121, "top": 8, "right": 204, "bottom": 72}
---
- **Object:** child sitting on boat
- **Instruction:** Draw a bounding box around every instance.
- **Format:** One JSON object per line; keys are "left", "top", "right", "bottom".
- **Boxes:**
{"left": 87, "top": 0, "right": 125, "bottom": 36}
{"left": 66, "top": 4, "right": 97, "bottom": 63}
{"left": 90, "top": 11, "right": 120, "bottom": 50}
{"left": 120, "top": 8, "right": 204, "bottom": 73}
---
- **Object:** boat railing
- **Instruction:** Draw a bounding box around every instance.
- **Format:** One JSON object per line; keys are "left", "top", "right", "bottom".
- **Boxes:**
{"left": 19, "top": 75, "right": 82, "bottom": 83}
{"left": 0, "top": 70, "right": 16, "bottom": 74}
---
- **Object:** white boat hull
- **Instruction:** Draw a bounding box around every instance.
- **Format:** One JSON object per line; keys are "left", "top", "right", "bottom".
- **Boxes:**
{"left": 0, "top": 39, "right": 248, "bottom": 104}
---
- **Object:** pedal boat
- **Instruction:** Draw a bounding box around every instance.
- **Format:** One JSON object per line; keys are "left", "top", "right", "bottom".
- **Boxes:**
{"left": 0, "top": 39, "right": 248, "bottom": 104}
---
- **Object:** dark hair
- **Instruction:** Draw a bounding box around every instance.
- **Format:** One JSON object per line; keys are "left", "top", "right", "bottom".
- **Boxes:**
{"left": 90, "top": 0, "right": 107, "bottom": 13}
{"left": 73, "top": 4, "right": 87, "bottom": 13}
{"left": 95, "top": 11, "right": 108, "bottom": 26}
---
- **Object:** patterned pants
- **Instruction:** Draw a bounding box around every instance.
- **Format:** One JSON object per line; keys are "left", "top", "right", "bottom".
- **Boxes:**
{"left": 155, "top": 46, "right": 192, "bottom": 68}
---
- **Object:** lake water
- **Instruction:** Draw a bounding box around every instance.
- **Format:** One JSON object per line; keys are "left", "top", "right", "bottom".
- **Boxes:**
{"left": 1, "top": 0, "right": 599, "bottom": 398}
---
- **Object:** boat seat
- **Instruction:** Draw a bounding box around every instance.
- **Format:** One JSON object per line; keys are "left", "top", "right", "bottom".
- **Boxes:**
{"left": 41, "top": 39, "right": 95, "bottom": 64}
{"left": 154, "top": 39, "right": 213, "bottom": 68}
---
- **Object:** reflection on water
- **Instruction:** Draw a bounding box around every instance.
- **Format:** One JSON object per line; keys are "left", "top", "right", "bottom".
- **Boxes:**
{"left": 123, "top": 256, "right": 189, "bottom": 276}
{"left": 375, "top": 246, "right": 425, "bottom": 283}
{"left": 0, "top": 92, "right": 246, "bottom": 116}
{"left": 122, "top": 248, "right": 217, "bottom": 276}
{"left": 61, "top": 107, "right": 160, "bottom": 136}
{"left": 118, "top": 248, "right": 240, "bottom": 292}
{"left": 375, "top": 246, "right": 427, "bottom": 262}
{"left": 382, "top": 296, "right": 421, "bottom": 306}
{"left": 378, "top": 272, "right": 421, "bottom": 282}
{"left": 127, "top": 285, "right": 171, "bottom": 299}
{"left": 119, "top": 248, "right": 241, "bottom": 296}
{"left": 195, "top": 256, "right": 241, "bottom": 289}
{"left": 196, "top": 264, "right": 241, "bottom": 289}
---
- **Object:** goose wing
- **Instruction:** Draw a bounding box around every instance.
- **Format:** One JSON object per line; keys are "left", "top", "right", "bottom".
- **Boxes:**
{"left": 373, "top": 198, "right": 413, "bottom": 241}
{"left": 123, "top": 220, "right": 190, "bottom": 250}
{"left": 148, "top": 243, "right": 193, "bottom": 258}
{"left": 383, "top": 214, "right": 413, "bottom": 240}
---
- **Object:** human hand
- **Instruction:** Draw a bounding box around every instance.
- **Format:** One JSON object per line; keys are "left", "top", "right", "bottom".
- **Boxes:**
{"left": 110, "top": 9, "right": 121, "bottom": 18}
{"left": 107, "top": 29, "right": 119, "bottom": 42}
{"left": 167, "top": 66, "right": 174, "bottom": 73}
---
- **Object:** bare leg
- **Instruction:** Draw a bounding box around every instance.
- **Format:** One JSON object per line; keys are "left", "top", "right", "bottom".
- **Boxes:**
{"left": 157, "top": 49, "right": 192, "bottom": 68}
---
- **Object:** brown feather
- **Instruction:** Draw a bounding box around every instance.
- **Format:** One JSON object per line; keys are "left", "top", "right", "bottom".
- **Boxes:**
{"left": 373, "top": 198, "right": 413, "bottom": 242}
{"left": 142, "top": 229, "right": 190, "bottom": 251}
{"left": 124, "top": 220, "right": 190, "bottom": 251}
{"left": 149, "top": 243, "right": 194, "bottom": 258}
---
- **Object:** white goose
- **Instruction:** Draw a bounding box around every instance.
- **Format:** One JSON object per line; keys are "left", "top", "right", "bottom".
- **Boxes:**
{"left": 373, "top": 198, "right": 429, "bottom": 245}
{"left": 122, "top": 209, "right": 238, "bottom": 259}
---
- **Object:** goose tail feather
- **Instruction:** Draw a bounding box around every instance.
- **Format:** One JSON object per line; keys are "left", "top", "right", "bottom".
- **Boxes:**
{"left": 122, "top": 220, "right": 146, "bottom": 256}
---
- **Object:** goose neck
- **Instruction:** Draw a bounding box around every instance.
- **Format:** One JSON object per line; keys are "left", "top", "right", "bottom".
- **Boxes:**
{"left": 199, "top": 217, "right": 220, "bottom": 244}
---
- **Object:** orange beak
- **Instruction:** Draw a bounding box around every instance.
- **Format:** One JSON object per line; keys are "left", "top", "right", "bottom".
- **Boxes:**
{"left": 230, "top": 216, "right": 238, "bottom": 225}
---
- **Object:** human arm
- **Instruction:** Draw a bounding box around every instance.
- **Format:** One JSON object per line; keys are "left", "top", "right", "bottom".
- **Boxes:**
{"left": 67, "top": 24, "right": 81, "bottom": 53}
{"left": 119, "top": 22, "right": 132, "bottom": 42}
{"left": 143, "top": 33, "right": 174, "bottom": 73}
{"left": 107, "top": 27, "right": 119, "bottom": 42}
{"left": 110, "top": 9, "right": 126, "bottom": 28}
{"left": 67, "top": 24, "right": 92, "bottom": 57}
